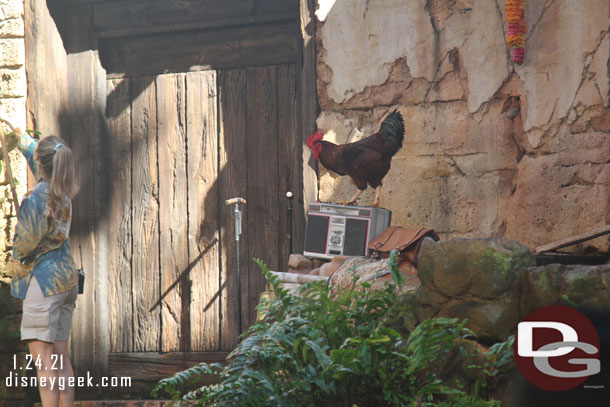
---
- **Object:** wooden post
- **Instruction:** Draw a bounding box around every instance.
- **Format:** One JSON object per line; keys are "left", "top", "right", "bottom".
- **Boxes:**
{"left": 534, "top": 225, "right": 610, "bottom": 254}
{"left": 299, "top": 0, "right": 319, "bottom": 249}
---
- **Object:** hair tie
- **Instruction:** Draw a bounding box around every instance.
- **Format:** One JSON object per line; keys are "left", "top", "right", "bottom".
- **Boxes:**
{"left": 53, "top": 143, "right": 65, "bottom": 152}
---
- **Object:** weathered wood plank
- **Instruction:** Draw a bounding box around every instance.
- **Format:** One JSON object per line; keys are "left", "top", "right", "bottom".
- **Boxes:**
{"left": 24, "top": 0, "right": 69, "bottom": 151}
{"left": 534, "top": 225, "right": 610, "bottom": 254}
{"left": 186, "top": 71, "right": 221, "bottom": 351}
{"left": 108, "top": 351, "right": 229, "bottom": 381}
{"left": 218, "top": 69, "right": 248, "bottom": 348}
{"left": 93, "top": 0, "right": 298, "bottom": 33}
{"left": 277, "top": 64, "right": 300, "bottom": 268}
{"left": 246, "top": 66, "right": 279, "bottom": 327}
{"left": 100, "top": 22, "right": 298, "bottom": 78}
{"left": 106, "top": 78, "right": 132, "bottom": 353}
{"left": 60, "top": 2, "right": 109, "bottom": 376}
{"left": 299, "top": 0, "right": 319, "bottom": 241}
{"left": 130, "top": 77, "right": 161, "bottom": 352}
{"left": 157, "top": 74, "right": 188, "bottom": 352}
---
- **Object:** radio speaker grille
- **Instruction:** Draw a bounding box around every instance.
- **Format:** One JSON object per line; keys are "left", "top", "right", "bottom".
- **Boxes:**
{"left": 304, "top": 215, "right": 329, "bottom": 254}
{"left": 344, "top": 218, "right": 368, "bottom": 255}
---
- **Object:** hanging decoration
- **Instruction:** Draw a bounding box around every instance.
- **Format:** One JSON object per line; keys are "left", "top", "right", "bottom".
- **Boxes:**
{"left": 505, "top": 0, "right": 526, "bottom": 64}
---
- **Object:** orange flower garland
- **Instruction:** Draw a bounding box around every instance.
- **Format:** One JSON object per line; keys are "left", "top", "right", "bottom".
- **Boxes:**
{"left": 506, "top": 0, "right": 526, "bottom": 64}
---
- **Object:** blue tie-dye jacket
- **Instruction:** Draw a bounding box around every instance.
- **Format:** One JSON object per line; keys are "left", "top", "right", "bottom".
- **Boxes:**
{"left": 11, "top": 133, "right": 78, "bottom": 299}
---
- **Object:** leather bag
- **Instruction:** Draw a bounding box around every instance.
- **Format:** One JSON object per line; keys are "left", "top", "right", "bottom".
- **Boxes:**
{"left": 368, "top": 226, "right": 439, "bottom": 266}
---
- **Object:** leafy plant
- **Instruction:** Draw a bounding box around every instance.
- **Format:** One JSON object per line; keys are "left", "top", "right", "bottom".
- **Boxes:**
{"left": 153, "top": 254, "right": 508, "bottom": 407}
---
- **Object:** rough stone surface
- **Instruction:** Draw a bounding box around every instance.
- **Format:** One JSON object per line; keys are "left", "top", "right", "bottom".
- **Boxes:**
{"left": 0, "top": 1, "right": 27, "bottom": 285}
{"left": 505, "top": 127, "right": 610, "bottom": 249}
{"left": 1, "top": 4, "right": 45, "bottom": 407}
{"left": 0, "top": 1, "right": 24, "bottom": 21}
{"left": 414, "top": 237, "right": 534, "bottom": 342}
{"left": 0, "top": 18, "right": 23, "bottom": 38}
{"left": 516, "top": 0, "right": 610, "bottom": 131}
{"left": 438, "top": 294, "right": 520, "bottom": 342}
{"left": 0, "top": 68, "right": 26, "bottom": 97}
{"left": 314, "top": 0, "right": 610, "bottom": 252}
{"left": 318, "top": 261, "right": 338, "bottom": 278}
{"left": 288, "top": 254, "right": 314, "bottom": 271}
{"left": 389, "top": 238, "right": 610, "bottom": 344}
{"left": 317, "top": 0, "right": 437, "bottom": 104}
{"left": 0, "top": 38, "right": 24, "bottom": 67}
{"left": 522, "top": 264, "right": 610, "bottom": 316}
{"left": 418, "top": 238, "right": 533, "bottom": 298}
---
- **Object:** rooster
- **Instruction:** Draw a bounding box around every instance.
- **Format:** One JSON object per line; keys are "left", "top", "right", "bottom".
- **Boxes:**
{"left": 307, "top": 110, "right": 404, "bottom": 207}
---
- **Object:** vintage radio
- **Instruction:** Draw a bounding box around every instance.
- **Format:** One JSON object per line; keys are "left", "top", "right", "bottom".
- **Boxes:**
{"left": 303, "top": 202, "right": 391, "bottom": 259}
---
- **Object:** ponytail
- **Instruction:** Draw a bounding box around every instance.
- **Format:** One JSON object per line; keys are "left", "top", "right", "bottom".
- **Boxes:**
{"left": 50, "top": 144, "right": 79, "bottom": 198}
{"left": 36, "top": 136, "right": 80, "bottom": 198}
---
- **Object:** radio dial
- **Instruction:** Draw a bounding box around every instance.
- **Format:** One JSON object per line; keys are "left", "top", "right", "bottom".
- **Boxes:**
{"left": 330, "top": 235, "right": 342, "bottom": 245}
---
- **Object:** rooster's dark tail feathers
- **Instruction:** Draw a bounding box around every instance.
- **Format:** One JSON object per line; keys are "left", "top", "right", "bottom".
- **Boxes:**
{"left": 380, "top": 109, "right": 404, "bottom": 153}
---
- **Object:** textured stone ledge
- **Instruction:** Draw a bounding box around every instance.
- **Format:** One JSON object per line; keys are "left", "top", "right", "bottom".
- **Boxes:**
{"left": 0, "top": 39, "right": 24, "bottom": 67}
{"left": 0, "top": 1, "right": 24, "bottom": 21}
{"left": 0, "top": 68, "right": 26, "bottom": 97}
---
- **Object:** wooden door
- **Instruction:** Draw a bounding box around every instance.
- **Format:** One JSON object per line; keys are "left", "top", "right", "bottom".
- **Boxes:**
{"left": 105, "top": 65, "right": 301, "bottom": 371}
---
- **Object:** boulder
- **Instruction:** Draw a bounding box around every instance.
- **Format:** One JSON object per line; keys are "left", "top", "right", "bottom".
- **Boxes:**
{"left": 437, "top": 295, "right": 520, "bottom": 342}
{"left": 417, "top": 238, "right": 534, "bottom": 298}
{"left": 319, "top": 256, "right": 347, "bottom": 278}
{"left": 287, "top": 254, "right": 313, "bottom": 271}
{"left": 522, "top": 263, "right": 610, "bottom": 316}
{"left": 415, "top": 237, "right": 535, "bottom": 342}
{"left": 312, "top": 259, "right": 327, "bottom": 269}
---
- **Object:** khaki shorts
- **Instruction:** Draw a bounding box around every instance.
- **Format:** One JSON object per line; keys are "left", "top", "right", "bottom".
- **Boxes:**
{"left": 21, "top": 277, "right": 78, "bottom": 343}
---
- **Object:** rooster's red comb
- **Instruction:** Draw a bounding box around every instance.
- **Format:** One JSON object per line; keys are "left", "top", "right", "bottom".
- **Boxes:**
{"left": 306, "top": 131, "right": 324, "bottom": 149}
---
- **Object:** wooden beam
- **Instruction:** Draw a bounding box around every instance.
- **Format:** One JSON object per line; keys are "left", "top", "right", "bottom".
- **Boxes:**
{"left": 108, "top": 351, "right": 230, "bottom": 381}
{"left": 100, "top": 22, "right": 298, "bottom": 78}
{"left": 93, "top": 0, "right": 297, "bottom": 34}
{"left": 96, "top": 13, "right": 297, "bottom": 39}
{"left": 270, "top": 271, "right": 327, "bottom": 284}
{"left": 534, "top": 225, "right": 610, "bottom": 254}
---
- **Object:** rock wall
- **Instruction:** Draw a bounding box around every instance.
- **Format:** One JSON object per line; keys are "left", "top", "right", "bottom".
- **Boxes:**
{"left": 0, "top": 0, "right": 27, "bottom": 281}
{"left": 314, "top": 0, "right": 610, "bottom": 251}
{"left": 0, "top": 3, "right": 28, "bottom": 406}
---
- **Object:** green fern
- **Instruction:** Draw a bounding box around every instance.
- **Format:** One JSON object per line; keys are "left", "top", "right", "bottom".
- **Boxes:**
{"left": 152, "top": 258, "right": 506, "bottom": 407}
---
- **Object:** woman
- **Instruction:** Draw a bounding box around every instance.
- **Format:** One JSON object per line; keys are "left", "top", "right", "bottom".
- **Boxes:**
{"left": 1, "top": 118, "right": 79, "bottom": 407}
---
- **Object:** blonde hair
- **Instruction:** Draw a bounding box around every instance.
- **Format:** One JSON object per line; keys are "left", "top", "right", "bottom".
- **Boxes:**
{"left": 36, "top": 136, "right": 79, "bottom": 198}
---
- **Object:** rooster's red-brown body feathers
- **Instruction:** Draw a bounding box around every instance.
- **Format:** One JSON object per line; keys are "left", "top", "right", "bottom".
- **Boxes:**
{"left": 307, "top": 110, "right": 405, "bottom": 205}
